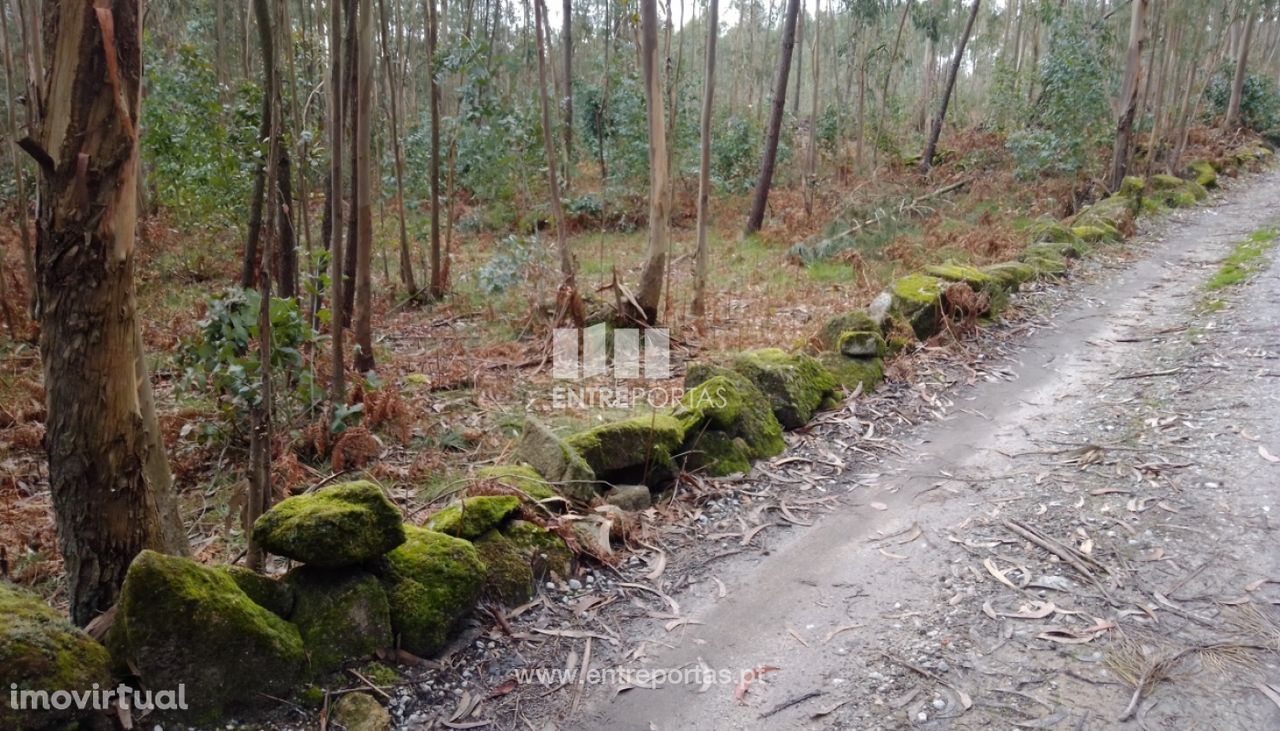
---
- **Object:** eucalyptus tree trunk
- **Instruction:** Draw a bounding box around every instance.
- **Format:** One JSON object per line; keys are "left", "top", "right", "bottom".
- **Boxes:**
{"left": 378, "top": 0, "right": 418, "bottom": 297}
{"left": 1109, "top": 0, "right": 1148, "bottom": 191}
{"left": 872, "top": 0, "right": 913, "bottom": 172}
{"left": 354, "top": 0, "right": 375, "bottom": 372}
{"left": 743, "top": 0, "right": 801, "bottom": 235}
{"left": 692, "top": 0, "right": 717, "bottom": 321}
{"left": 633, "top": 0, "right": 669, "bottom": 322}
{"left": 26, "top": 0, "right": 189, "bottom": 625}
{"left": 426, "top": 0, "right": 447, "bottom": 297}
{"left": 921, "top": 0, "right": 980, "bottom": 174}
{"left": 562, "top": 0, "right": 573, "bottom": 183}
{"left": 0, "top": 2, "right": 35, "bottom": 318}
{"left": 1226, "top": 10, "right": 1256, "bottom": 129}
{"left": 804, "top": 0, "right": 820, "bottom": 214}
{"left": 329, "top": 0, "right": 348, "bottom": 406}
{"left": 534, "top": 0, "right": 574, "bottom": 280}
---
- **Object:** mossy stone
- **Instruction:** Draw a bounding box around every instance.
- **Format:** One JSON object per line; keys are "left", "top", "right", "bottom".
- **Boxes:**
{"left": 1027, "top": 219, "right": 1080, "bottom": 244}
{"left": 1025, "top": 241, "right": 1087, "bottom": 261}
{"left": 1019, "top": 246, "right": 1070, "bottom": 276}
{"left": 254, "top": 481, "right": 406, "bottom": 567}
{"left": 474, "top": 531, "right": 536, "bottom": 604}
{"left": 0, "top": 582, "right": 112, "bottom": 730}
{"left": 111, "top": 551, "right": 306, "bottom": 720}
{"left": 1071, "top": 224, "right": 1121, "bottom": 243}
{"left": 729, "top": 349, "right": 838, "bottom": 429}
{"left": 818, "top": 353, "right": 885, "bottom": 395}
{"left": 889, "top": 274, "right": 947, "bottom": 339}
{"left": 502, "top": 520, "right": 574, "bottom": 579}
{"left": 378, "top": 526, "right": 485, "bottom": 656}
{"left": 1118, "top": 175, "right": 1146, "bottom": 197}
{"left": 682, "top": 430, "right": 753, "bottom": 476}
{"left": 331, "top": 691, "right": 391, "bottom": 731}
{"left": 287, "top": 567, "right": 392, "bottom": 674}
{"left": 563, "top": 414, "right": 686, "bottom": 485}
{"left": 1148, "top": 173, "right": 1185, "bottom": 190}
{"left": 816, "top": 310, "right": 878, "bottom": 350}
{"left": 515, "top": 416, "right": 597, "bottom": 502}
{"left": 427, "top": 495, "right": 522, "bottom": 539}
{"left": 476, "top": 464, "right": 558, "bottom": 502}
{"left": 677, "top": 372, "right": 786, "bottom": 458}
{"left": 924, "top": 262, "right": 998, "bottom": 289}
{"left": 219, "top": 565, "right": 295, "bottom": 617}
{"left": 1188, "top": 160, "right": 1218, "bottom": 188}
{"left": 981, "top": 261, "right": 1037, "bottom": 289}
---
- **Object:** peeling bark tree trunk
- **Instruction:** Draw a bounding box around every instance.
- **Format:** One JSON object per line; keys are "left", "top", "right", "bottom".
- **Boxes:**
{"left": 920, "top": 0, "right": 980, "bottom": 174}
{"left": 743, "top": 0, "right": 801, "bottom": 235}
{"left": 692, "top": 0, "right": 717, "bottom": 321}
{"left": 1226, "top": 10, "right": 1255, "bottom": 129}
{"left": 28, "top": 0, "right": 189, "bottom": 625}
{"left": 377, "top": 0, "right": 418, "bottom": 297}
{"left": 426, "top": 0, "right": 447, "bottom": 298}
{"left": 633, "top": 0, "right": 668, "bottom": 322}
{"left": 562, "top": 0, "right": 573, "bottom": 183}
{"left": 329, "top": 0, "right": 348, "bottom": 407}
{"left": 1109, "top": 0, "right": 1147, "bottom": 191}
{"left": 533, "top": 0, "right": 573, "bottom": 280}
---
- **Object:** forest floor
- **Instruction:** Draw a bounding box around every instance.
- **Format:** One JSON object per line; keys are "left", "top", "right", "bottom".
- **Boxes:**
{"left": 357, "top": 168, "right": 1280, "bottom": 730}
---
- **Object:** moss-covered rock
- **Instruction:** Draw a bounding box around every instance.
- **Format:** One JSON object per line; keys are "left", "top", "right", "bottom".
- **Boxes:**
{"left": 1073, "top": 196, "right": 1135, "bottom": 233}
{"left": 377, "top": 526, "right": 485, "bottom": 656}
{"left": 602, "top": 484, "right": 653, "bottom": 510}
{"left": 254, "top": 481, "right": 406, "bottom": 567}
{"left": 515, "top": 416, "right": 597, "bottom": 502}
{"left": 818, "top": 353, "right": 885, "bottom": 395}
{"left": 1148, "top": 173, "right": 1185, "bottom": 190}
{"left": 816, "top": 310, "right": 879, "bottom": 350}
{"left": 219, "top": 565, "right": 295, "bottom": 617}
{"left": 832, "top": 329, "right": 882, "bottom": 358}
{"left": 287, "top": 568, "right": 392, "bottom": 674}
{"left": 981, "top": 261, "right": 1038, "bottom": 289}
{"left": 331, "top": 691, "right": 391, "bottom": 731}
{"left": 1027, "top": 219, "right": 1080, "bottom": 244}
{"left": 889, "top": 274, "right": 947, "bottom": 339}
{"left": 426, "top": 495, "right": 522, "bottom": 539}
{"left": 1071, "top": 223, "right": 1122, "bottom": 243}
{"left": 503, "top": 520, "right": 574, "bottom": 578}
{"left": 729, "top": 349, "right": 838, "bottom": 429}
{"left": 1025, "top": 241, "right": 1087, "bottom": 261}
{"left": 111, "top": 551, "right": 306, "bottom": 719}
{"left": 1019, "top": 246, "right": 1070, "bottom": 276}
{"left": 678, "top": 371, "right": 786, "bottom": 458}
{"left": 476, "top": 464, "right": 558, "bottom": 502}
{"left": 1187, "top": 160, "right": 1218, "bottom": 188}
{"left": 564, "top": 414, "right": 686, "bottom": 485}
{"left": 682, "top": 430, "right": 752, "bottom": 476}
{"left": 1117, "top": 175, "right": 1146, "bottom": 197}
{"left": 474, "top": 531, "right": 536, "bottom": 604}
{"left": 0, "top": 582, "right": 112, "bottom": 730}
{"left": 924, "top": 262, "right": 999, "bottom": 289}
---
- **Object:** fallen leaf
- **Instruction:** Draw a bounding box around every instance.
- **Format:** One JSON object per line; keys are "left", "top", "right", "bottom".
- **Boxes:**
{"left": 869, "top": 502, "right": 889, "bottom": 511}
{"left": 823, "top": 623, "right": 863, "bottom": 643}
{"left": 1260, "top": 446, "right": 1280, "bottom": 463}
{"left": 734, "top": 665, "right": 780, "bottom": 702}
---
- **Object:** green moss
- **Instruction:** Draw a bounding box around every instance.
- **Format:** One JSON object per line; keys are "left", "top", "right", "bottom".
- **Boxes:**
{"left": 729, "top": 349, "right": 838, "bottom": 429}
{"left": 296, "top": 685, "right": 327, "bottom": 709}
{"left": 331, "top": 692, "right": 391, "bottom": 731}
{"left": 1117, "top": 175, "right": 1146, "bottom": 197}
{"left": 818, "top": 353, "right": 885, "bottom": 395}
{"left": 1071, "top": 224, "right": 1121, "bottom": 243}
{"left": 817, "top": 310, "right": 878, "bottom": 350}
{"left": 378, "top": 526, "right": 485, "bottom": 656}
{"left": 427, "top": 495, "right": 522, "bottom": 539}
{"left": 564, "top": 414, "right": 686, "bottom": 485}
{"left": 835, "top": 329, "right": 886, "bottom": 358}
{"left": 503, "top": 520, "right": 574, "bottom": 578}
{"left": 219, "top": 565, "right": 295, "bottom": 617}
{"left": 476, "top": 464, "right": 558, "bottom": 502}
{"left": 889, "top": 274, "right": 947, "bottom": 339}
{"left": 1204, "top": 227, "right": 1278, "bottom": 291}
{"left": 0, "top": 582, "right": 112, "bottom": 729}
{"left": 1020, "top": 251, "right": 1069, "bottom": 276}
{"left": 677, "top": 372, "right": 786, "bottom": 458}
{"left": 1025, "top": 241, "right": 1088, "bottom": 260}
{"left": 923, "top": 262, "right": 997, "bottom": 289}
{"left": 474, "top": 531, "right": 536, "bottom": 604}
{"left": 359, "top": 661, "right": 400, "bottom": 686}
{"left": 287, "top": 567, "right": 392, "bottom": 674}
{"left": 112, "top": 551, "right": 306, "bottom": 720}
{"left": 1188, "top": 160, "right": 1218, "bottom": 188}
{"left": 1026, "top": 219, "right": 1080, "bottom": 244}
{"left": 682, "top": 430, "right": 752, "bottom": 476}
{"left": 1148, "top": 173, "right": 1185, "bottom": 190}
{"left": 254, "top": 481, "right": 406, "bottom": 567}
{"left": 981, "top": 261, "right": 1038, "bottom": 289}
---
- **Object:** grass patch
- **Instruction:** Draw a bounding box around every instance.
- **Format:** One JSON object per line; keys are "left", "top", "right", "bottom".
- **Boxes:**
{"left": 1204, "top": 227, "right": 1278, "bottom": 291}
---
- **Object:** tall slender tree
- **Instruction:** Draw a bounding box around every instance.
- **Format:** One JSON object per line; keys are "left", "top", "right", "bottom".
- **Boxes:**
{"left": 920, "top": 0, "right": 980, "bottom": 173}
{"left": 632, "top": 0, "right": 670, "bottom": 322}
{"left": 329, "top": 0, "right": 348, "bottom": 408}
{"left": 692, "top": 0, "right": 718, "bottom": 321}
{"left": 744, "top": 0, "right": 801, "bottom": 235}
{"left": 1110, "top": 0, "right": 1148, "bottom": 190}
{"left": 533, "top": 0, "right": 574, "bottom": 281}
{"left": 354, "top": 0, "right": 375, "bottom": 372}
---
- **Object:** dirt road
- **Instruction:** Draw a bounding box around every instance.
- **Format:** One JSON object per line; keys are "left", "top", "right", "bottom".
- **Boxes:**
{"left": 504, "top": 171, "right": 1280, "bottom": 731}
